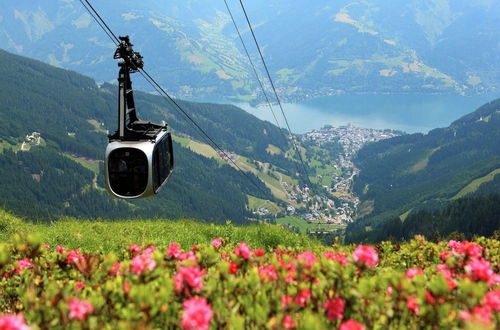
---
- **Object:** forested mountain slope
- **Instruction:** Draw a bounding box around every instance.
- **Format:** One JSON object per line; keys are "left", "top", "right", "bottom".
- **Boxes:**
{"left": 0, "top": 48, "right": 300, "bottom": 223}
{"left": 347, "top": 99, "right": 500, "bottom": 242}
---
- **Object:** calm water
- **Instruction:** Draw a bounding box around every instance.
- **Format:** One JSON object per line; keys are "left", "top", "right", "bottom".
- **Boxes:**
{"left": 234, "top": 93, "right": 500, "bottom": 134}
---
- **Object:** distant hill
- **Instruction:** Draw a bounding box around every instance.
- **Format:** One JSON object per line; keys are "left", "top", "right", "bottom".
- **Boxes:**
{"left": 0, "top": 48, "right": 305, "bottom": 223}
{"left": 1, "top": 0, "right": 499, "bottom": 101}
{"left": 347, "top": 98, "right": 500, "bottom": 242}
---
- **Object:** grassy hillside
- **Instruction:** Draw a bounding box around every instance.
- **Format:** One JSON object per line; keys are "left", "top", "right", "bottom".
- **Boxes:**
{"left": 348, "top": 99, "right": 500, "bottom": 242}
{"left": 0, "top": 209, "right": 319, "bottom": 253}
{"left": 0, "top": 48, "right": 315, "bottom": 223}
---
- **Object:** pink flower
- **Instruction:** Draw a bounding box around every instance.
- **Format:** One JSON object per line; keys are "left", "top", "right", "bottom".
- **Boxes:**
{"left": 131, "top": 254, "right": 156, "bottom": 275}
{"left": 211, "top": 238, "right": 223, "bottom": 248}
{"left": 0, "top": 314, "right": 30, "bottom": 330}
{"left": 254, "top": 249, "right": 265, "bottom": 257}
{"left": 324, "top": 297, "right": 345, "bottom": 321}
{"left": 56, "top": 246, "right": 65, "bottom": 253}
{"left": 108, "top": 262, "right": 122, "bottom": 276}
{"left": 406, "top": 268, "right": 424, "bottom": 279}
{"left": 123, "top": 281, "right": 130, "bottom": 294}
{"left": 460, "top": 306, "right": 492, "bottom": 324}
{"left": 167, "top": 242, "right": 182, "bottom": 259}
{"left": 68, "top": 299, "right": 94, "bottom": 321}
{"left": 127, "top": 244, "right": 141, "bottom": 253}
{"left": 483, "top": 290, "right": 500, "bottom": 312}
{"left": 42, "top": 244, "right": 50, "bottom": 249}
{"left": 179, "top": 251, "right": 197, "bottom": 263}
{"left": 143, "top": 245, "right": 156, "bottom": 255}
{"left": 406, "top": 296, "right": 419, "bottom": 315}
{"left": 465, "top": 258, "right": 494, "bottom": 282}
{"left": 66, "top": 249, "right": 84, "bottom": 265}
{"left": 281, "top": 295, "right": 293, "bottom": 308}
{"left": 234, "top": 242, "right": 252, "bottom": 260}
{"left": 191, "top": 245, "right": 198, "bottom": 251}
{"left": 228, "top": 262, "right": 238, "bottom": 275}
{"left": 352, "top": 245, "right": 378, "bottom": 268}
{"left": 294, "top": 289, "right": 311, "bottom": 307}
{"left": 340, "top": 319, "right": 365, "bottom": 330}
{"left": 298, "top": 251, "right": 317, "bottom": 268}
{"left": 74, "top": 281, "right": 85, "bottom": 291}
{"left": 181, "top": 297, "right": 212, "bottom": 330}
{"left": 324, "top": 251, "right": 348, "bottom": 265}
{"left": 174, "top": 266, "right": 206, "bottom": 294}
{"left": 463, "top": 242, "right": 483, "bottom": 258}
{"left": 258, "top": 264, "right": 278, "bottom": 281}
{"left": 15, "top": 258, "right": 32, "bottom": 274}
{"left": 282, "top": 314, "right": 296, "bottom": 329}
{"left": 436, "top": 264, "right": 456, "bottom": 290}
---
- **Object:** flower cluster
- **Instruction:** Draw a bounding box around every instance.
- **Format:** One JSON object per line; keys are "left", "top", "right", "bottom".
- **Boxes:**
{"left": 0, "top": 236, "right": 498, "bottom": 329}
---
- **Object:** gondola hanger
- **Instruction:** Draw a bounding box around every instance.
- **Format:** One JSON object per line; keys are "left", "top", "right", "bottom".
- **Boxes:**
{"left": 105, "top": 36, "right": 174, "bottom": 199}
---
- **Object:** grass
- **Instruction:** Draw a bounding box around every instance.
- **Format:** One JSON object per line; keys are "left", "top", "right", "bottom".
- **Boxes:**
{"left": 0, "top": 209, "right": 320, "bottom": 253}
{"left": 276, "top": 216, "right": 344, "bottom": 235}
{"left": 407, "top": 147, "right": 441, "bottom": 174}
{"left": 63, "top": 153, "right": 100, "bottom": 174}
{"left": 87, "top": 119, "right": 107, "bottom": 134}
{"left": 247, "top": 195, "right": 282, "bottom": 215}
{"left": 266, "top": 144, "right": 282, "bottom": 155}
{"left": 400, "top": 209, "right": 413, "bottom": 222}
{"left": 452, "top": 168, "right": 500, "bottom": 200}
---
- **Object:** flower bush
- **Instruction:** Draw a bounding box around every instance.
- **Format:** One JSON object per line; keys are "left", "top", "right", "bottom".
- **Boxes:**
{"left": 0, "top": 234, "right": 498, "bottom": 329}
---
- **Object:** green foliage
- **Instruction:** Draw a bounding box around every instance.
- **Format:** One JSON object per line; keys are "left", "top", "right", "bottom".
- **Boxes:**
{"left": 0, "top": 229, "right": 498, "bottom": 329}
{"left": 349, "top": 99, "right": 500, "bottom": 242}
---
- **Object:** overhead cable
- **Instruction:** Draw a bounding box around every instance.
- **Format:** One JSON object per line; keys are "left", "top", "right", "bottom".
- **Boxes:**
{"left": 237, "top": 0, "right": 313, "bottom": 188}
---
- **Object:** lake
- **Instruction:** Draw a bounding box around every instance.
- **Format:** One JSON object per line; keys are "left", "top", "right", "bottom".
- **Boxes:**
{"left": 234, "top": 93, "right": 500, "bottom": 134}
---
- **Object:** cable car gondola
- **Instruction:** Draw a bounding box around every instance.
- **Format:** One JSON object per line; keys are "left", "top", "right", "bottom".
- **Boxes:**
{"left": 105, "top": 36, "right": 173, "bottom": 199}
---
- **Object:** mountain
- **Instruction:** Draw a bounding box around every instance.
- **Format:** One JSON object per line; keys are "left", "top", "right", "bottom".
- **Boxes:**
{"left": 1, "top": 0, "right": 499, "bottom": 101}
{"left": 347, "top": 98, "right": 500, "bottom": 242}
{"left": 0, "top": 47, "right": 307, "bottom": 223}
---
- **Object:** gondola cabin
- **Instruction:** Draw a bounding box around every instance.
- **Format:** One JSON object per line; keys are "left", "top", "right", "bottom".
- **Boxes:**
{"left": 104, "top": 36, "right": 174, "bottom": 199}
{"left": 105, "top": 129, "right": 173, "bottom": 199}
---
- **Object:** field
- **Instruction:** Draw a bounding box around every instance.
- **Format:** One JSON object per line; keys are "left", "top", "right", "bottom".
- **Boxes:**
{"left": 452, "top": 168, "right": 500, "bottom": 200}
{"left": 0, "top": 211, "right": 498, "bottom": 329}
{"left": 276, "top": 216, "right": 345, "bottom": 235}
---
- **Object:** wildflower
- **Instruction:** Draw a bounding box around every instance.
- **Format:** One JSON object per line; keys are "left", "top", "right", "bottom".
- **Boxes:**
{"left": 460, "top": 306, "right": 492, "bottom": 324}
{"left": 324, "top": 251, "right": 348, "bottom": 265}
{"left": 131, "top": 254, "right": 156, "bottom": 275}
{"left": 42, "top": 244, "right": 50, "bottom": 249}
{"left": 254, "top": 249, "right": 265, "bottom": 257}
{"left": 143, "top": 245, "right": 156, "bottom": 255}
{"left": 174, "top": 265, "right": 206, "bottom": 293}
{"left": 406, "top": 267, "right": 424, "bottom": 279}
{"left": 258, "top": 264, "right": 278, "bottom": 281}
{"left": 436, "top": 264, "right": 456, "bottom": 290}
{"left": 234, "top": 242, "right": 251, "bottom": 260}
{"left": 228, "top": 262, "right": 238, "bottom": 275}
{"left": 297, "top": 250, "right": 317, "bottom": 268}
{"left": 181, "top": 297, "right": 212, "bottom": 330}
{"left": 352, "top": 245, "right": 378, "bottom": 268}
{"left": 56, "top": 246, "right": 65, "bottom": 253}
{"left": 465, "top": 258, "right": 494, "bottom": 282}
{"left": 294, "top": 289, "right": 311, "bottom": 307}
{"left": 483, "top": 290, "right": 500, "bottom": 312}
{"left": 324, "top": 297, "right": 345, "bottom": 321}
{"left": 179, "top": 251, "right": 197, "bottom": 263}
{"left": 74, "top": 281, "right": 85, "bottom": 291}
{"left": 340, "top": 319, "right": 365, "bottom": 330}
{"left": 15, "top": 258, "right": 32, "bottom": 274}
{"left": 0, "top": 314, "right": 30, "bottom": 330}
{"left": 127, "top": 244, "right": 141, "bottom": 253}
{"left": 123, "top": 281, "right": 130, "bottom": 294}
{"left": 66, "top": 249, "right": 84, "bottom": 265}
{"left": 281, "top": 295, "right": 293, "bottom": 308}
{"left": 191, "top": 245, "right": 198, "bottom": 251}
{"left": 68, "top": 299, "right": 94, "bottom": 321}
{"left": 211, "top": 238, "right": 223, "bottom": 248}
{"left": 282, "top": 314, "right": 296, "bottom": 329}
{"left": 406, "top": 296, "right": 419, "bottom": 315}
{"left": 463, "top": 242, "right": 483, "bottom": 258}
{"left": 168, "top": 242, "right": 182, "bottom": 259}
{"left": 108, "top": 262, "right": 122, "bottom": 276}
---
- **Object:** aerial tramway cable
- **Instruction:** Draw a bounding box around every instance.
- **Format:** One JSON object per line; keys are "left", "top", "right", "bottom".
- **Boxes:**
{"left": 79, "top": 0, "right": 269, "bottom": 197}
{"left": 236, "top": 0, "right": 313, "bottom": 189}
{"left": 223, "top": 0, "right": 308, "bottom": 189}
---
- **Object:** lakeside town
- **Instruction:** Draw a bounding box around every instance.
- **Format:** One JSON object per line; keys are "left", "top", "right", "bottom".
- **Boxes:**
{"left": 272, "top": 124, "right": 400, "bottom": 227}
